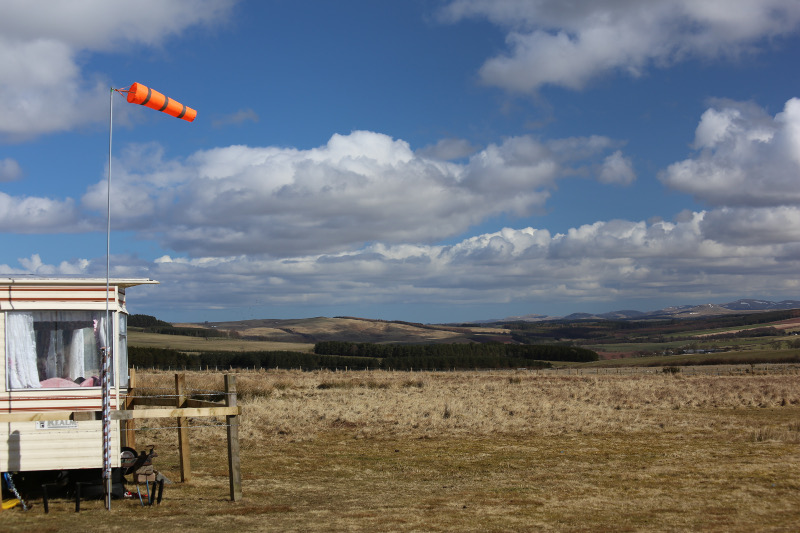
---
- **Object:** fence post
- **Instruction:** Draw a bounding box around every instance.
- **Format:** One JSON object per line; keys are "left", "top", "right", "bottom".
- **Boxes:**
{"left": 175, "top": 373, "right": 191, "bottom": 482}
{"left": 225, "top": 374, "right": 243, "bottom": 501}
{"left": 122, "top": 368, "right": 137, "bottom": 450}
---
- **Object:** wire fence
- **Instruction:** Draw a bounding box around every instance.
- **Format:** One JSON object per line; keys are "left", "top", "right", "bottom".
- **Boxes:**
{"left": 132, "top": 362, "right": 800, "bottom": 376}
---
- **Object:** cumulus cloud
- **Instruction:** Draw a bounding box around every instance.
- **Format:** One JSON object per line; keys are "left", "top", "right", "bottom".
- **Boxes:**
{"left": 0, "top": 158, "right": 22, "bottom": 181}
{"left": 701, "top": 207, "right": 800, "bottom": 245}
{"left": 598, "top": 151, "right": 636, "bottom": 185}
{"left": 7, "top": 210, "right": 797, "bottom": 315}
{"left": 70, "top": 130, "right": 629, "bottom": 257}
{"left": 146, "top": 215, "right": 800, "bottom": 311}
{"left": 3, "top": 129, "right": 634, "bottom": 257}
{"left": 441, "top": 0, "right": 800, "bottom": 91}
{"left": 416, "top": 138, "right": 479, "bottom": 160}
{"left": 661, "top": 97, "right": 800, "bottom": 207}
{"left": 0, "top": 0, "right": 235, "bottom": 139}
{"left": 0, "top": 192, "right": 91, "bottom": 233}
{"left": 14, "top": 254, "right": 90, "bottom": 276}
{"left": 659, "top": 96, "right": 800, "bottom": 258}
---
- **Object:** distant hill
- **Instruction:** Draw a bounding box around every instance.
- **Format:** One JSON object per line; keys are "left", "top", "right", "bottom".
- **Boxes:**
{"left": 488, "top": 299, "right": 800, "bottom": 323}
{"left": 721, "top": 299, "right": 800, "bottom": 311}
{"left": 174, "top": 316, "right": 499, "bottom": 344}
{"left": 644, "top": 300, "right": 800, "bottom": 319}
{"left": 133, "top": 300, "right": 800, "bottom": 352}
{"left": 158, "top": 298, "right": 800, "bottom": 347}
{"left": 597, "top": 310, "right": 646, "bottom": 319}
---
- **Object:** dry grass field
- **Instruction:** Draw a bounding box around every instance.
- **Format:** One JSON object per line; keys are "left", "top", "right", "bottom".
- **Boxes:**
{"left": 129, "top": 331, "right": 315, "bottom": 353}
{"left": 3, "top": 368, "right": 800, "bottom": 531}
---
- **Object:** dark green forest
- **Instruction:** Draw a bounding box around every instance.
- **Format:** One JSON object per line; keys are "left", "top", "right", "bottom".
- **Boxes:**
{"left": 313, "top": 341, "right": 598, "bottom": 362}
{"left": 127, "top": 346, "right": 554, "bottom": 371}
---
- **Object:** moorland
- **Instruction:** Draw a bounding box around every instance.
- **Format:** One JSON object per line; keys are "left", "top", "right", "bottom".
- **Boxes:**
{"left": 3, "top": 368, "right": 800, "bottom": 532}
{"left": 3, "top": 310, "right": 800, "bottom": 531}
{"left": 128, "top": 309, "right": 800, "bottom": 370}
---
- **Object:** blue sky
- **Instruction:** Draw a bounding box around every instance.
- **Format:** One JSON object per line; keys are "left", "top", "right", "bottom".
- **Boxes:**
{"left": 3, "top": 0, "right": 800, "bottom": 323}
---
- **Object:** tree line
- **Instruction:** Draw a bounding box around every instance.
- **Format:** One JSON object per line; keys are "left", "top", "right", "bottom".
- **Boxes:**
{"left": 128, "top": 347, "right": 382, "bottom": 371}
{"left": 127, "top": 345, "right": 563, "bottom": 371}
{"left": 313, "top": 341, "right": 598, "bottom": 362}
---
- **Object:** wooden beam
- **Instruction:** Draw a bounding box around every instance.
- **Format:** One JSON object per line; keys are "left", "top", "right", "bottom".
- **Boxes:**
{"left": 0, "top": 406, "right": 240, "bottom": 423}
{"left": 225, "top": 374, "right": 242, "bottom": 502}
{"left": 111, "top": 406, "right": 240, "bottom": 420}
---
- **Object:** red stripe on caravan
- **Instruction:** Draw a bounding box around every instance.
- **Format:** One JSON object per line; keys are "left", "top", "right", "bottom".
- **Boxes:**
{"left": 5, "top": 405, "right": 106, "bottom": 412}
{"left": 1, "top": 297, "right": 111, "bottom": 302}
{"left": 0, "top": 287, "right": 108, "bottom": 292}
{"left": 4, "top": 395, "right": 103, "bottom": 402}
{"left": 0, "top": 286, "right": 115, "bottom": 302}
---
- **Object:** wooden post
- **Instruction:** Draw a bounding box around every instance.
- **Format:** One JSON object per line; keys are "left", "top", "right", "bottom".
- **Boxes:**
{"left": 225, "top": 374, "right": 242, "bottom": 501}
{"left": 175, "top": 373, "right": 191, "bottom": 482}
{"left": 121, "top": 368, "right": 136, "bottom": 450}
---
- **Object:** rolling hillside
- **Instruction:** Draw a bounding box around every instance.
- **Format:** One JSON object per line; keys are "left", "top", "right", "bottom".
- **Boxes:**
{"left": 169, "top": 316, "right": 510, "bottom": 344}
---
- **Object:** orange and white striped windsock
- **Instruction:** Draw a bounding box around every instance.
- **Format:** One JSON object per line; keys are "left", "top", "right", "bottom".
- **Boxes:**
{"left": 124, "top": 82, "right": 197, "bottom": 122}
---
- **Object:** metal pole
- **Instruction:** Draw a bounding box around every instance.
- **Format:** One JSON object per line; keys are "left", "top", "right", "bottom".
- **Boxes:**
{"left": 102, "top": 86, "right": 113, "bottom": 510}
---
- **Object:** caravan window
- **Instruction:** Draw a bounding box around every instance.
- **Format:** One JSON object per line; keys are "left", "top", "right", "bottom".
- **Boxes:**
{"left": 6, "top": 311, "right": 114, "bottom": 389}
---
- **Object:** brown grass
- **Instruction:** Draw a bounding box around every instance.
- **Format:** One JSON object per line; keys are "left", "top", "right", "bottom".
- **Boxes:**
{"left": 3, "top": 368, "right": 800, "bottom": 531}
{"left": 129, "top": 331, "right": 315, "bottom": 353}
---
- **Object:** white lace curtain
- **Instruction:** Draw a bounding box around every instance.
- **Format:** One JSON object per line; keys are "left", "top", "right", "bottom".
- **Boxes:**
{"left": 6, "top": 311, "right": 110, "bottom": 389}
{"left": 7, "top": 312, "right": 40, "bottom": 389}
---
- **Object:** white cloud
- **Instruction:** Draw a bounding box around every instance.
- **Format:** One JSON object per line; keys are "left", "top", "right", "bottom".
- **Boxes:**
{"left": 416, "top": 138, "right": 479, "bottom": 160}
{"left": 0, "top": 158, "right": 22, "bottom": 181}
{"left": 661, "top": 98, "right": 800, "bottom": 207}
{"left": 2, "top": 128, "right": 637, "bottom": 265}
{"left": 441, "top": 0, "right": 800, "bottom": 91}
{"left": 701, "top": 206, "right": 800, "bottom": 245}
{"left": 0, "top": 0, "right": 235, "bottom": 139}
{"left": 598, "top": 151, "right": 636, "bottom": 185}
{"left": 0, "top": 192, "right": 90, "bottom": 233}
{"left": 9, "top": 210, "right": 798, "bottom": 315}
{"left": 68, "top": 130, "right": 629, "bottom": 258}
{"left": 15, "top": 254, "right": 90, "bottom": 276}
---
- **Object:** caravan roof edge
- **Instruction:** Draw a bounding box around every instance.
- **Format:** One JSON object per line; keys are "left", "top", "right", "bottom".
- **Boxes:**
{"left": 0, "top": 277, "right": 159, "bottom": 288}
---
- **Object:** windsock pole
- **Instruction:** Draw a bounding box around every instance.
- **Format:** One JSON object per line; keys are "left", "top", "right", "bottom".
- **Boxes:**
{"left": 103, "top": 87, "right": 113, "bottom": 510}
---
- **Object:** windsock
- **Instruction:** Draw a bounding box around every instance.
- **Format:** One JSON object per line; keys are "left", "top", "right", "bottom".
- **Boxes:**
{"left": 125, "top": 82, "right": 197, "bottom": 122}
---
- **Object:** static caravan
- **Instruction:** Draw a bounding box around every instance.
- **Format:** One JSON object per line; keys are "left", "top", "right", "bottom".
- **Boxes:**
{"left": 1, "top": 277, "right": 157, "bottom": 472}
